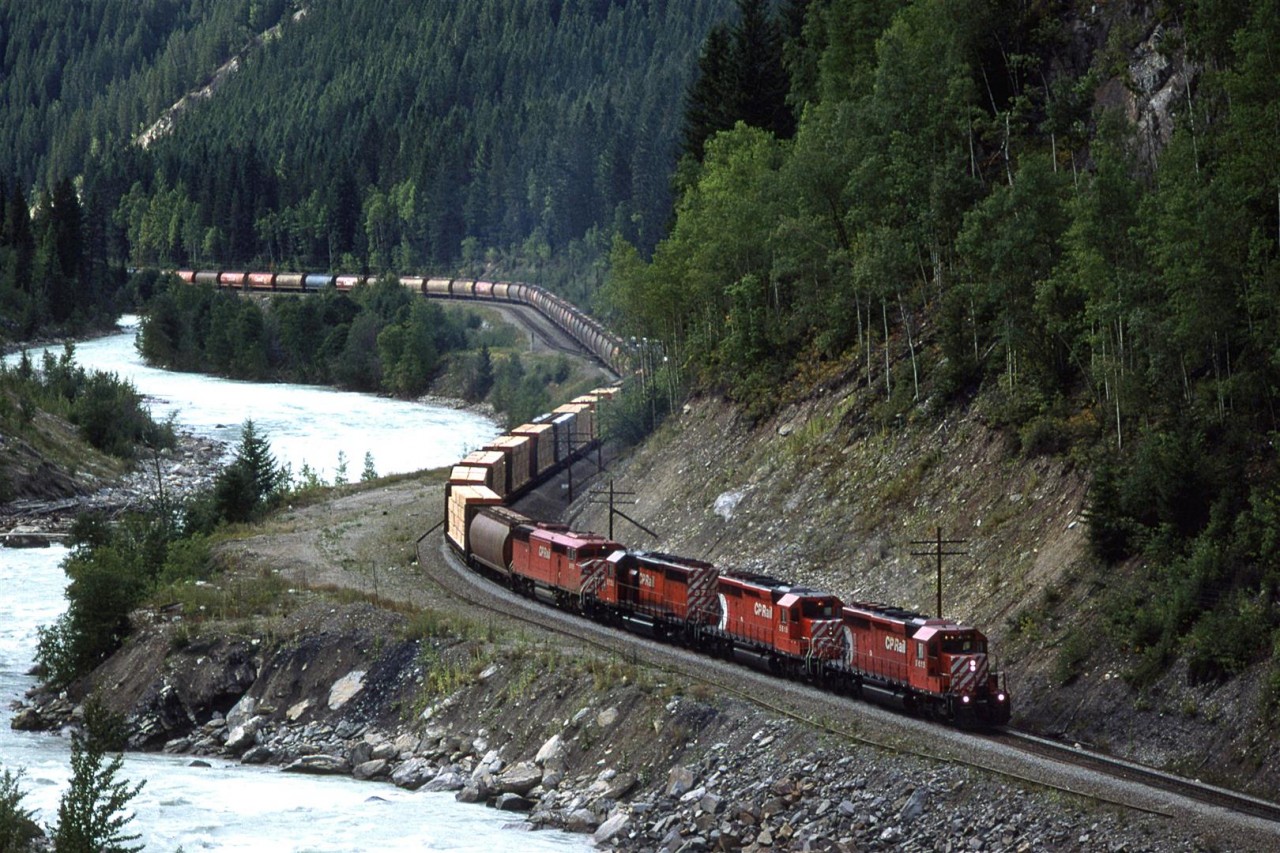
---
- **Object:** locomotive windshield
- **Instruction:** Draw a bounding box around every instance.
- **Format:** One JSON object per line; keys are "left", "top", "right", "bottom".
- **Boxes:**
{"left": 940, "top": 635, "right": 985, "bottom": 654}
{"left": 801, "top": 599, "right": 838, "bottom": 618}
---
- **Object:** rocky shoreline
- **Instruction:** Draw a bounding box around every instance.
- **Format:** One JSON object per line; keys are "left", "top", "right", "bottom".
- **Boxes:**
{"left": 10, "top": 597, "right": 1241, "bottom": 852}
{"left": 1, "top": 430, "right": 226, "bottom": 539}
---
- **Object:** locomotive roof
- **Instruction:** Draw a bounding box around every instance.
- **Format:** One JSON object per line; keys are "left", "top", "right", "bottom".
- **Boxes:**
{"left": 629, "top": 551, "right": 716, "bottom": 570}
{"left": 721, "top": 570, "right": 836, "bottom": 599}
{"left": 844, "top": 599, "right": 977, "bottom": 631}
{"left": 526, "top": 524, "right": 620, "bottom": 549}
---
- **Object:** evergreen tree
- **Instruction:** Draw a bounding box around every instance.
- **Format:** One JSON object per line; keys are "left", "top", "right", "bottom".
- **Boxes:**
{"left": 682, "top": 0, "right": 795, "bottom": 164}
{"left": 0, "top": 767, "right": 42, "bottom": 852}
{"left": 3, "top": 183, "right": 35, "bottom": 296}
{"left": 470, "top": 344, "right": 494, "bottom": 401}
{"left": 54, "top": 708, "right": 143, "bottom": 853}
{"left": 683, "top": 25, "right": 737, "bottom": 162}
{"left": 212, "top": 419, "right": 286, "bottom": 523}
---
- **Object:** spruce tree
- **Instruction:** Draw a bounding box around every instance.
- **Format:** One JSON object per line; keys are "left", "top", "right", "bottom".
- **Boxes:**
{"left": 682, "top": 0, "right": 796, "bottom": 164}
{"left": 54, "top": 699, "right": 143, "bottom": 853}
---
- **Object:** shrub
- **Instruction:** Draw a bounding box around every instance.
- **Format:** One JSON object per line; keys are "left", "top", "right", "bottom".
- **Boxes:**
{"left": 0, "top": 767, "right": 42, "bottom": 852}
{"left": 1184, "top": 594, "right": 1273, "bottom": 685}
{"left": 54, "top": 725, "right": 143, "bottom": 853}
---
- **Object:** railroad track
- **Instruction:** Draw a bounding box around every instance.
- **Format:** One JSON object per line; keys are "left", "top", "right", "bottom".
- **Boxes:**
{"left": 995, "top": 729, "right": 1280, "bottom": 823}
{"left": 415, "top": 530, "right": 1280, "bottom": 835}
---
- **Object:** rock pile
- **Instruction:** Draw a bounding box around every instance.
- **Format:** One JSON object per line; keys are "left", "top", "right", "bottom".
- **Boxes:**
{"left": 11, "top": 600, "right": 1229, "bottom": 851}
{"left": 134, "top": 686, "right": 1198, "bottom": 852}
{"left": 1, "top": 430, "right": 226, "bottom": 532}
{"left": 80, "top": 432, "right": 227, "bottom": 513}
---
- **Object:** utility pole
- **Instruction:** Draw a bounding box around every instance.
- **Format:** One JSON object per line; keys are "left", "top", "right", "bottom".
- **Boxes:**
{"left": 910, "top": 527, "right": 967, "bottom": 618}
{"left": 586, "top": 479, "right": 658, "bottom": 541}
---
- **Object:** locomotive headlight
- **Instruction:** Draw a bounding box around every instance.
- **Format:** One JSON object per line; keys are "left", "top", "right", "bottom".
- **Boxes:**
{"left": 968, "top": 660, "right": 977, "bottom": 672}
{"left": 997, "top": 693, "right": 1006, "bottom": 702}
{"left": 961, "top": 695, "right": 971, "bottom": 703}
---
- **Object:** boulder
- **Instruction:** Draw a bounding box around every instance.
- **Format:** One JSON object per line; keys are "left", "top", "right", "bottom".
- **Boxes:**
{"left": 10, "top": 707, "right": 44, "bottom": 731}
{"left": 455, "top": 781, "right": 491, "bottom": 803}
{"left": 666, "top": 766, "right": 696, "bottom": 798}
{"left": 353, "top": 759, "right": 389, "bottom": 781}
{"left": 496, "top": 761, "right": 542, "bottom": 796}
{"left": 898, "top": 788, "right": 927, "bottom": 824}
{"left": 494, "top": 793, "right": 534, "bottom": 812}
{"left": 283, "top": 755, "right": 349, "bottom": 775}
{"left": 423, "top": 770, "right": 468, "bottom": 792}
{"left": 349, "top": 741, "right": 373, "bottom": 766}
{"left": 328, "top": 670, "right": 366, "bottom": 710}
{"left": 390, "top": 758, "right": 435, "bottom": 790}
{"left": 225, "top": 695, "right": 257, "bottom": 730}
{"left": 535, "top": 733, "right": 564, "bottom": 766}
{"left": 592, "top": 813, "right": 630, "bottom": 846}
{"left": 224, "top": 716, "right": 264, "bottom": 752}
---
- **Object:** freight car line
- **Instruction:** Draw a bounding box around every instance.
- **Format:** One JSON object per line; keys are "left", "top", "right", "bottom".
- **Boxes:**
{"left": 416, "top": 533, "right": 1181, "bottom": 822}
{"left": 172, "top": 269, "right": 630, "bottom": 379}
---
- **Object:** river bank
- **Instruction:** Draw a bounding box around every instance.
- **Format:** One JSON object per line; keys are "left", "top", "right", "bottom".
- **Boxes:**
{"left": 11, "top": 471, "right": 1265, "bottom": 852}
{"left": 1, "top": 428, "right": 227, "bottom": 538}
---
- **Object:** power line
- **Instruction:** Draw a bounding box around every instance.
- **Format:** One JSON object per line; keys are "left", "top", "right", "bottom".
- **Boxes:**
{"left": 910, "top": 527, "right": 967, "bottom": 619}
{"left": 585, "top": 479, "right": 657, "bottom": 540}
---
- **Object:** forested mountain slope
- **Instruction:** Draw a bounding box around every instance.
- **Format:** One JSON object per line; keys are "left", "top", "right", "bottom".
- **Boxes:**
{"left": 2, "top": 0, "right": 733, "bottom": 333}
{"left": 0, "top": 0, "right": 294, "bottom": 189}
{"left": 116, "top": 0, "right": 734, "bottom": 285}
{"left": 5, "top": 0, "right": 1280, "bottom": 785}
{"left": 602, "top": 0, "right": 1280, "bottom": 755}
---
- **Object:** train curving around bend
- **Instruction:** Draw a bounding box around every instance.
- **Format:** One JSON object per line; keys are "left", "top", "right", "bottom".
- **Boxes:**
{"left": 174, "top": 269, "right": 629, "bottom": 376}
{"left": 175, "top": 267, "right": 1011, "bottom": 726}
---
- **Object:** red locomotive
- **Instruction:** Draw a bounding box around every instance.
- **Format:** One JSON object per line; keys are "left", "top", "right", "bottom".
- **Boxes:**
{"left": 457, "top": 508, "right": 1010, "bottom": 726}
{"left": 835, "top": 601, "right": 1008, "bottom": 725}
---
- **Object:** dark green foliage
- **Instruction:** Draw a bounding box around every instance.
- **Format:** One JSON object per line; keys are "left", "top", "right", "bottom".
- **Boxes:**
{"left": 486, "top": 352, "right": 555, "bottom": 429}
{"left": 469, "top": 345, "right": 495, "bottom": 403}
{"left": 209, "top": 420, "right": 287, "bottom": 526}
{"left": 35, "top": 424, "right": 283, "bottom": 686}
{"left": 1054, "top": 629, "right": 1092, "bottom": 687}
{"left": 138, "top": 278, "right": 468, "bottom": 395}
{"left": 683, "top": 0, "right": 797, "bottom": 164}
{"left": 105, "top": 0, "right": 733, "bottom": 274}
{"left": 0, "top": 767, "right": 43, "bottom": 853}
{"left": 0, "top": 345, "right": 174, "bottom": 459}
{"left": 37, "top": 491, "right": 197, "bottom": 685}
{"left": 0, "top": 0, "right": 289, "bottom": 190}
{"left": 1, "top": 170, "right": 121, "bottom": 340}
{"left": 603, "top": 0, "right": 1280, "bottom": 686}
{"left": 54, "top": 702, "right": 143, "bottom": 853}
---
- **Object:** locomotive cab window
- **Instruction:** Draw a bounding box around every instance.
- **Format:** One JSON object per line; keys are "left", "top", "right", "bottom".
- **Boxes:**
{"left": 941, "top": 636, "right": 983, "bottom": 654}
{"left": 916, "top": 642, "right": 925, "bottom": 661}
{"left": 803, "top": 600, "right": 835, "bottom": 618}
{"left": 779, "top": 609, "right": 789, "bottom": 626}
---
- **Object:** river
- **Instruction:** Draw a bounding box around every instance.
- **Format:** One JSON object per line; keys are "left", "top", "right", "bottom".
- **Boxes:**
{"left": 0, "top": 320, "right": 587, "bottom": 851}
{"left": 7, "top": 315, "right": 500, "bottom": 479}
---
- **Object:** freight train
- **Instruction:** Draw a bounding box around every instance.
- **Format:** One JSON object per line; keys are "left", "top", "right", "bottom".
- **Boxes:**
{"left": 441, "top": 385, "right": 1010, "bottom": 727}
{"left": 173, "top": 267, "right": 1010, "bottom": 726}
{"left": 174, "top": 269, "right": 628, "bottom": 376}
